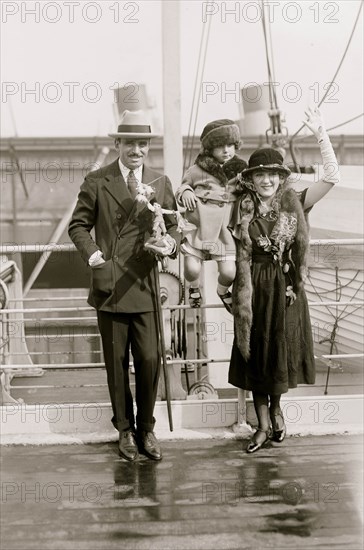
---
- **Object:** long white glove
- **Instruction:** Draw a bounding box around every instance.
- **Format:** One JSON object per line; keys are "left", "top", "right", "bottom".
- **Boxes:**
{"left": 303, "top": 107, "right": 340, "bottom": 185}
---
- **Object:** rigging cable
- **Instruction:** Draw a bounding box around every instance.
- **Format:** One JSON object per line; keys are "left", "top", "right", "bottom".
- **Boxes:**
{"left": 306, "top": 267, "right": 363, "bottom": 394}
{"left": 183, "top": 20, "right": 208, "bottom": 173}
{"left": 261, "top": 0, "right": 288, "bottom": 142}
{"left": 183, "top": 15, "right": 212, "bottom": 173}
{"left": 7, "top": 97, "right": 29, "bottom": 198}
{"left": 261, "top": 0, "right": 278, "bottom": 111}
{"left": 267, "top": 4, "right": 277, "bottom": 94}
{"left": 289, "top": 0, "right": 363, "bottom": 169}
{"left": 180, "top": 15, "right": 211, "bottom": 350}
{"left": 187, "top": 16, "right": 213, "bottom": 169}
{"left": 294, "top": 113, "right": 364, "bottom": 141}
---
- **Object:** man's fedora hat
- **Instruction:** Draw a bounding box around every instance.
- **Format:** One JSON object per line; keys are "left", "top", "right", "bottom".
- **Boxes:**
{"left": 108, "top": 110, "right": 159, "bottom": 139}
{"left": 242, "top": 148, "right": 291, "bottom": 177}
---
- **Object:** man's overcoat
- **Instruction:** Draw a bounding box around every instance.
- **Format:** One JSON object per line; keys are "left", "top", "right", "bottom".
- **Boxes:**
{"left": 69, "top": 159, "right": 180, "bottom": 313}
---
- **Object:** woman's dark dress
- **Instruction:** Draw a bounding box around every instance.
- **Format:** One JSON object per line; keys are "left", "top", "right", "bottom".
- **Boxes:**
{"left": 229, "top": 192, "right": 315, "bottom": 395}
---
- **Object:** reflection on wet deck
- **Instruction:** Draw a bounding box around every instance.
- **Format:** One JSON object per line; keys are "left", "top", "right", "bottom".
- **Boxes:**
{"left": 1, "top": 435, "right": 363, "bottom": 549}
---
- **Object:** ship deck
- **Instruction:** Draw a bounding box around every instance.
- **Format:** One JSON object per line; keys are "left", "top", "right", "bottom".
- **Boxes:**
{"left": 8, "top": 365, "right": 364, "bottom": 404}
{"left": 1, "top": 435, "right": 363, "bottom": 550}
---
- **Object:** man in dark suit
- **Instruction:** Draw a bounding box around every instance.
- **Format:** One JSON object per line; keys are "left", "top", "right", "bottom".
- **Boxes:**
{"left": 69, "top": 110, "right": 180, "bottom": 461}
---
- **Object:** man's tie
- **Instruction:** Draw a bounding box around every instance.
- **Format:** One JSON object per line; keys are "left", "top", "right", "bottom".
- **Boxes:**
{"left": 127, "top": 170, "right": 139, "bottom": 199}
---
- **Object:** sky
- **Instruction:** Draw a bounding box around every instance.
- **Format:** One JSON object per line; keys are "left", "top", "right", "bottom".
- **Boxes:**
{"left": 1, "top": 0, "right": 363, "bottom": 138}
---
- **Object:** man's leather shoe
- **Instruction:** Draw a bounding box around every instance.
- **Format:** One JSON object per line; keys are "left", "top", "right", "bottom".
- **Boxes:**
{"left": 139, "top": 431, "right": 162, "bottom": 461}
{"left": 118, "top": 430, "right": 138, "bottom": 462}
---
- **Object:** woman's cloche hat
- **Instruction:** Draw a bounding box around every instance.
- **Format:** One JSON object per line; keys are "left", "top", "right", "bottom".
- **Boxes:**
{"left": 242, "top": 147, "right": 291, "bottom": 177}
{"left": 108, "top": 110, "right": 159, "bottom": 139}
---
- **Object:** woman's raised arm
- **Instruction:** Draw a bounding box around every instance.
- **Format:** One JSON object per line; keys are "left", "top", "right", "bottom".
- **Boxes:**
{"left": 301, "top": 107, "right": 340, "bottom": 209}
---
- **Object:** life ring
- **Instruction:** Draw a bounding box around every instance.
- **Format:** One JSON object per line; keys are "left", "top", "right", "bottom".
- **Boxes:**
{"left": 188, "top": 381, "right": 218, "bottom": 399}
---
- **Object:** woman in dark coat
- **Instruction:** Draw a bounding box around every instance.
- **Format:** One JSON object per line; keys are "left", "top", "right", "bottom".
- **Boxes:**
{"left": 228, "top": 107, "right": 340, "bottom": 453}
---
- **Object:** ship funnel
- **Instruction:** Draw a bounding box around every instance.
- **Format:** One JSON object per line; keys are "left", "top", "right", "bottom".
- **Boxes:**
{"left": 112, "top": 84, "right": 160, "bottom": 133}
{"left": 238, "top": 83, "right": 270, "bottom": 136}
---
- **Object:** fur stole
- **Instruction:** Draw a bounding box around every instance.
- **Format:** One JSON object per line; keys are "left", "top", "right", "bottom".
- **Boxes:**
{"left": 195, "top": 154, "right": 247, "bottom": 185}
{"left": 231, "top": 186, "right": 310, "bottom": 360}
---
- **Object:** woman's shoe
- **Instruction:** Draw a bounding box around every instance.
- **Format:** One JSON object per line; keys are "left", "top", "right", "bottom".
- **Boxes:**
{"left": 188, "top": 287, "right": 202, "bottom": 308}
{"left": 218, "top": 290, "right": 233, "bottom": 314}
{"left": 246, "top": 428, "right": 270, "bottom": 454}
{"left": 270, "top": 410, "right": 286, "bottom": 443}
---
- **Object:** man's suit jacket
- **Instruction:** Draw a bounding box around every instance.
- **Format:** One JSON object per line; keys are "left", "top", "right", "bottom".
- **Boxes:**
{"left": 69, "top": 159, "right": 180, "bottom": 313}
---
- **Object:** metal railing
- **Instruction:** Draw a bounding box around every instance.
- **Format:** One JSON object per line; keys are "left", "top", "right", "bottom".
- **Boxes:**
{"left": 1, "top": 239, "right": 363, "bottom": 402}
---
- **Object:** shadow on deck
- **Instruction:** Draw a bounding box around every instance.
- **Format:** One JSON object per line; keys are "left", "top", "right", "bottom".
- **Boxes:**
{"left": 1, "top": 435, "right": 363, "bottom": 550}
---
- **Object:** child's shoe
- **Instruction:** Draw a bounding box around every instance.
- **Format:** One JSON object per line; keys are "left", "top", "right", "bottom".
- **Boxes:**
{"left": 218, "top": 290, "right": 233, "bottom": 314}
{"left": 188, "top": 287, "right": 202, "bottom": 308}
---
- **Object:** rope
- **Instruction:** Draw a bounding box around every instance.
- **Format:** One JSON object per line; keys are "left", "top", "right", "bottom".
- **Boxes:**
{"left": 292, "top": 1, "right": 363, "bottom": 140}
{"left": 9, "top": 145, "right": 29, "bottom": 199}
{"left": 261, "top": 0, "right": 278, "bottom": 111}
{"left": 294, "top": 113, "right": 364, "bottom": 142}
{"left": 183, "top": 21, "right": 208, "bottom": 173}
{"left": 307, "top": 266, "right": 363, "bottom": 383}
{"left": 289, "top": 0, "right": 363, "bottom": 169}
{"left": 183, "top": 16, "right": 212, "bottom": 173}
{"left": 187, "top": 16, "right": 213, "bottom": 169}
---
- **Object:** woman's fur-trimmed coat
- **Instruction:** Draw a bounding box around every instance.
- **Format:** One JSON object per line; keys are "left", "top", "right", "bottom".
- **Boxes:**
{"left": 230, "top": 186, "right": 310, "bottom": 360}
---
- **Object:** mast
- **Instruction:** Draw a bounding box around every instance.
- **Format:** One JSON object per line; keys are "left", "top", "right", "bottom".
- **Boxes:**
{"left": 161, "top": 0, "right": 183, "bottom": 188}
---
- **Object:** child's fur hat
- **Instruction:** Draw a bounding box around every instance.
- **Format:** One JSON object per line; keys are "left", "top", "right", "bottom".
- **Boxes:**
{"left": 200, "top": 119, "right": 240, "bottom": 151}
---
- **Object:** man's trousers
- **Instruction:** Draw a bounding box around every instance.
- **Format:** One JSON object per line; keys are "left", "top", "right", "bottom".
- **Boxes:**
{"left": 97, "top": 310, "right": 161, "bottom": 433}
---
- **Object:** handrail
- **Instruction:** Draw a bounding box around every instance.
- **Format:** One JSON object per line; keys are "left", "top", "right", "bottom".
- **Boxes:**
{"left": 1, "top": 301, "right": 363, "bottom": 315}
{"left": 1, "top": 238, "right": 363, "bottom": 402}
{"left": 2, "top": 353, "right": 362, "bottom": 371}
{"left": 1, "top": 239, "right": 363, "bottom": 254}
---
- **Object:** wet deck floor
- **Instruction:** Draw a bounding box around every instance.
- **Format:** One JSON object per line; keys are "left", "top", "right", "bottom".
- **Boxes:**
{"left": 1, "top": 435, "right": 363, "bottom": 550}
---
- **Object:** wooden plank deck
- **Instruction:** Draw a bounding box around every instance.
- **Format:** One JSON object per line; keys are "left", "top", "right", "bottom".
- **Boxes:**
{"left": 1, "top": 435, "right": 363, "bottom": 550}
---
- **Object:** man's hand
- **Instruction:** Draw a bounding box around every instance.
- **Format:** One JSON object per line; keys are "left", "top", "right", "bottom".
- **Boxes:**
{"left": 88, "top": 250, "right": 105, "bottom": 267}
{"left": 144, "top": 234, "right": 176, "bottom": 257}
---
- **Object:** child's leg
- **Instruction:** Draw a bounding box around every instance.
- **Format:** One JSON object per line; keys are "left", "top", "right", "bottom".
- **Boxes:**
{"left": 216, "top": 260, "right": 236, "bottom": 293}
{"left": 216, "top": 260, "right": 236, "bottom": 313}
{"left": 184, "top": 255, "right": 203, "bottom": 308}
{"left": 184, "top": 255, "right": 202, "bottom": 285}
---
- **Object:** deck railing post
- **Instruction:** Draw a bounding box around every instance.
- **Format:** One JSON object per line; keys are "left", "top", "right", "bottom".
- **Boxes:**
{"left": 233, "top": 389, "right": 254, "bottom": 438}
